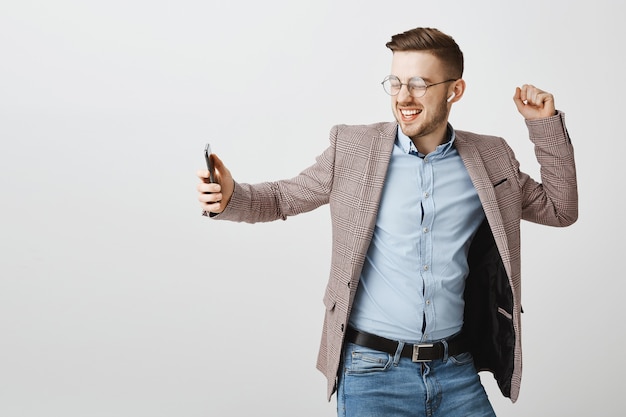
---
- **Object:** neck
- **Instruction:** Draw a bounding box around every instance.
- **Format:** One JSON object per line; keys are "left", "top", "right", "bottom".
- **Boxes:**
{"left": 410, "top": 125, "right": 449, "bottom": 155}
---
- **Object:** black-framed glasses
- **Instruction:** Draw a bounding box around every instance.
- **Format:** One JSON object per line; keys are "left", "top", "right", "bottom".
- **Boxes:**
{"left": 381, "top": 75, "right": 456, "bottom": 98}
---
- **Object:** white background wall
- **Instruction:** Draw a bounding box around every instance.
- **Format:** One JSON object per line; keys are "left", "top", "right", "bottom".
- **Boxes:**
{"left": 1, "top": 0, "right": 622, "bottom": 416}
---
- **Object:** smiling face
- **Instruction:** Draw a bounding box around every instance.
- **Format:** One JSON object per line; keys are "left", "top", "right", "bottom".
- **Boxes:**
{"left": 390, "top": 51, "right": 461, "bottom": 150}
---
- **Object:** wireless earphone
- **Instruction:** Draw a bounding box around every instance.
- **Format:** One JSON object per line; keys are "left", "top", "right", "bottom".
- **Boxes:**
{"left": 447, "top": 92, "right": 456, "bottom": 102}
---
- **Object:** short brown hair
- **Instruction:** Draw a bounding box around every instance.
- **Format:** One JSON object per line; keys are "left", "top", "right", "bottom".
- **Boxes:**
{"left": 386, "top": 27, "right": 464, "bottom": 78}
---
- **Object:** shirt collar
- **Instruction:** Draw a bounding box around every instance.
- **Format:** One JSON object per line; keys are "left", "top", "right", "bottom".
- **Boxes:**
{"left": 397, "top": 124, "right": 456, "bottom": 158}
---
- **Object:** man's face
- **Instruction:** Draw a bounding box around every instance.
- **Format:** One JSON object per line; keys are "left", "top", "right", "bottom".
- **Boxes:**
{"left": 389, "top": 51, "right": 454, "bottom": 142}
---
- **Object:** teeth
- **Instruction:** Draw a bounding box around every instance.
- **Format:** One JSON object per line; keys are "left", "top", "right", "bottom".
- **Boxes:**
{"left": 401, "top": 109, "right": 421, "bottom": 116}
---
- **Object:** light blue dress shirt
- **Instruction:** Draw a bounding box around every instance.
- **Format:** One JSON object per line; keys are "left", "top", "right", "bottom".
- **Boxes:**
{"left": 349, "top": 125, "right": 486, "bottom": 343}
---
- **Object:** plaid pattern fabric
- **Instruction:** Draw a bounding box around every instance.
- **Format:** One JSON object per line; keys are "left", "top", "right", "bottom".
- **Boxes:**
{"left": 214, "top": 112, "right": 578, "bottom": 403}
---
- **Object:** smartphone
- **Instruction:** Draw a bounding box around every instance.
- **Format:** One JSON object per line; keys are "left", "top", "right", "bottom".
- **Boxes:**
{"left": 204, "top": 143, "right": 216, "bottom": 183}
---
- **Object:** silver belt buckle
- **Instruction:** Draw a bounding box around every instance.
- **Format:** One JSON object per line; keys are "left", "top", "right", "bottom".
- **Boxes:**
{"left": 412, "top": 343, "right": 434, "bottom": 362}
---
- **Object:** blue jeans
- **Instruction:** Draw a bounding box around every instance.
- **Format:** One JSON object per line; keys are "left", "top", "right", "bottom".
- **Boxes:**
{"left": 337, "top": 341, "right": 496, "bottom": 417}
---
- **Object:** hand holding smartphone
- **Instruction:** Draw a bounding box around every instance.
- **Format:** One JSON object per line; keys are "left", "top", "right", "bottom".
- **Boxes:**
{"left": 199, "top": 142, "right": 233, "bottom": 217}
{"left": 202, "top": 143, "right": 218, "bottom": 217}
{"left": 204, "top": 143, "right": 216, "bottom": 183}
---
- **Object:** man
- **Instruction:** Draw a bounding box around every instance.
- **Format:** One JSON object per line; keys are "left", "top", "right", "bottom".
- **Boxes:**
{"left": 197, "top": 27, "right": 578, "bottom": 417}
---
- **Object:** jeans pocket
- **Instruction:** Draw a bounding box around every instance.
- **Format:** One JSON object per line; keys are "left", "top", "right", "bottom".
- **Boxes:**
{"left": 449, "top": 351, "right": 474, "bottom": 366}
{"left": 344, "top": 343, "right": 392, "bottom": 375}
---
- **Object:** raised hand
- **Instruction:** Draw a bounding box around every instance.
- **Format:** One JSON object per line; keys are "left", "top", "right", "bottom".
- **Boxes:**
{"left": 513, "top": 84, "right": 556, "bottom": 120}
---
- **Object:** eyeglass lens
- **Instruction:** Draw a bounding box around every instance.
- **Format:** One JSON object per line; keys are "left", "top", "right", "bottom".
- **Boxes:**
{"left": 382, "top": 76, "right": 428, "bottom": 97}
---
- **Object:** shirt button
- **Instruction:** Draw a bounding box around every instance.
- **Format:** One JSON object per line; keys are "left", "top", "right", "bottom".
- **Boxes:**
{"left": 423, "top": 265, "right": 429, "bottom": 271}
{"left": 424, "top": 192, "right": 430, "bottom": 198}
{"left": 423, "top": 227, "right": 429, "bottom": 233}
{"left": 426, "top": 300, "right": 431, "bottom": 305}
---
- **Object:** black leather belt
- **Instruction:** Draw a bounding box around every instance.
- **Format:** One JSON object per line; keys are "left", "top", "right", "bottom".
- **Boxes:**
{"left": 346, "top": 327, "right": 467, "bottom": 362}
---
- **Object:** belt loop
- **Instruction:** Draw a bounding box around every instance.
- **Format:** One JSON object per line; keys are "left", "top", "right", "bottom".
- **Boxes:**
{"left": 393, "top": 342, "right": 404, "bottom": 366}
{"left": 441, "top": 339, "right": 449, "bottom": 362}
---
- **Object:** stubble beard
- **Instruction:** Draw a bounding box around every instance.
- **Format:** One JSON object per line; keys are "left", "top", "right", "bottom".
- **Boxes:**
{"left": 396, "top": 100, "right": 449, "bottom": 141}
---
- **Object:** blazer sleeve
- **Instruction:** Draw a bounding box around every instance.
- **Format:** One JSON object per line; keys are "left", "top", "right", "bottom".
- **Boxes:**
{"left": 209, "top": 126, "right": 339, "bottom": 223}
{"left": 518, "top": 111, "right": 578, "bottom": 227}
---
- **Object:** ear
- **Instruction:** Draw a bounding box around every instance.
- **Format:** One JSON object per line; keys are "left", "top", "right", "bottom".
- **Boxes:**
{"left": 447, "top": 79, "right": 466, "bottom": 103}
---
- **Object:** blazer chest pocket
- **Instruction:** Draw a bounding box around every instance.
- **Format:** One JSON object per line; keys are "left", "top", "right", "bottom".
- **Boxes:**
{"left": 492, "top": 178, "right": 520, "bottom": 216}
{"left": 493, "top": 178, "right": 514, "bottom": 197}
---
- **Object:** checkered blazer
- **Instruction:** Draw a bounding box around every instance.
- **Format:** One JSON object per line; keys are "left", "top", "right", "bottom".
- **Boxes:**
{"left": 213, "top": 111, "right": 578, "bottom": 403}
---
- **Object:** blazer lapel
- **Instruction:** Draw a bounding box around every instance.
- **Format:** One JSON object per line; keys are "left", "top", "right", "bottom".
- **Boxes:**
{"left": 347, "top": 122, "right": 397, "bottom": 279}
{"left": 455, "top": 133, "right": 512, "bottom": 277}
{"left": 361, "top": 122, "right": 397, "bottom": 219}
